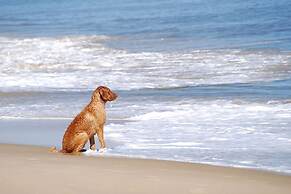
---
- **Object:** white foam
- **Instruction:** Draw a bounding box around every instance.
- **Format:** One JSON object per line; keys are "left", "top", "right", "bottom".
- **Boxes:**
{"left": 101, "top": 99, "right": 291, "bottom": 173}
{"left": 84, "top": 149, "right": 98, "bottom": 155}
{"left": 0, "top": 35, "right": 290, "bottom": 91}
{"left": 209, "top": 137, "right": 228, "bottom": 141}
{"left": 239, "top": 161, "right": 254, "bottom": 164}
{"left": 83, "top": 148, "right": 112, "bottom": 156}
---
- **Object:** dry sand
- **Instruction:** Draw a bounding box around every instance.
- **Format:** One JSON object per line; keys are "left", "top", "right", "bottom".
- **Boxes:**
{"left": 0, "top": 144, "right": 291, "bottom": 194}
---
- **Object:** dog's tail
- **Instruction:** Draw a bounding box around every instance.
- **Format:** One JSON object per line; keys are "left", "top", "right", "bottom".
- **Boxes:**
{"left": 49, "top": 146, "right": 67, "bottom": 153}
{"left": 49, "top": 146, "right": 58, "bottom": 153}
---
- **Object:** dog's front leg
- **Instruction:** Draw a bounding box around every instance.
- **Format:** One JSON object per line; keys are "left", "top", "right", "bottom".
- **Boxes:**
{"left": 89, "top": 135, "right": 96, "bottom": 150}
{"left": 96, "top": 125, "right": 106, "bottom": 149}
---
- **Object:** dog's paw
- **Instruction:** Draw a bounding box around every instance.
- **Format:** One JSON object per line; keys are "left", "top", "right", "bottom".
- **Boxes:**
{"left": 90, "top": 145, "right": 97, "bottom": 151}
{"left": 84, "top": 149, "right": 97, "bottom": 155}
{"left": 98, "top": 148, "right": 107, "bottom": 153}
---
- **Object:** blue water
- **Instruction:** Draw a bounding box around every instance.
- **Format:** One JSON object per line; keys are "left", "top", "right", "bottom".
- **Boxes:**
{"left": 1, "top": 0, "right": 291, "bottom": 51}
{"left": 0, "top": 0, "right": 291, "bottom": 173}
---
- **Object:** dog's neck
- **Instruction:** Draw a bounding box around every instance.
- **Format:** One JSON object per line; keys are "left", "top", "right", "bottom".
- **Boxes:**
{"left": 91, "top": 92, "right": 106, "bottom": 104}
{"left": 86, "top": 100, "right": 105, "bottom": 116}
{"left": 90, "top": 98, "right": 105, "bottom": 106}
{"left": 88, "top": 94, "right": 105, "bottom": 109}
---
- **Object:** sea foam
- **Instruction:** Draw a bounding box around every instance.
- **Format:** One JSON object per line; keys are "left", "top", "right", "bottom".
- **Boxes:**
{"left": 0, "top": 35, "right": 290, "bottom": 91}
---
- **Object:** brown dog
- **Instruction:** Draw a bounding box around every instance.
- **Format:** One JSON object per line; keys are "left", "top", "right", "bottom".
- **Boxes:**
{"left": 60, "top": 86, "right": 117, "bottom": 153}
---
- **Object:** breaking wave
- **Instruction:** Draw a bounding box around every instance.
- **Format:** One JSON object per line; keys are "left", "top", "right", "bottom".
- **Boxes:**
{"left": 0, "top": 35, "right": 290, "bottom": 91}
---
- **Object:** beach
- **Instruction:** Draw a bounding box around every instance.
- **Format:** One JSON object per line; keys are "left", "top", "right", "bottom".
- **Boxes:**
{"left": 1, "top": 1, "right": 291, "bottom": 192}
{"left": 1, "top": 144, "right": 291, "bottom": 194}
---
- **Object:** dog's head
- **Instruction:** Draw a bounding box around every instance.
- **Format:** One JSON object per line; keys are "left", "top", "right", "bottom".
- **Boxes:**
{"left": 93, "top": 86, "right": 117, "bottom": 102}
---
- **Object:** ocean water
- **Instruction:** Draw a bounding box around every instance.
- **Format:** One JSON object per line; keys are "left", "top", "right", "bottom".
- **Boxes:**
{"left": 0, "top": 0, "right": 291, "bottom": 173}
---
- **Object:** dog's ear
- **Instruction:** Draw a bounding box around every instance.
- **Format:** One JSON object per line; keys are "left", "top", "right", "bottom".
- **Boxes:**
{"left": 98, "top": 86, "right": 117, "bottom": 102}
{"left": 98, "top": 86, "right": 110, "bottom": 101}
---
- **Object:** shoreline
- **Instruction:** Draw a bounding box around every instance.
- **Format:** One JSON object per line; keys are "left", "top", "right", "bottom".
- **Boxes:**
{"left": 1, "top": 144, "right": 291, "bottom": 194}
{"left": 3, "top": 140, "right": 291, "bottom": 177}
{"left": 0, "top": 118, "right": 290, "bottom": 175}
{"left": 2, "top": 142, "right": 291, "bottom": 177}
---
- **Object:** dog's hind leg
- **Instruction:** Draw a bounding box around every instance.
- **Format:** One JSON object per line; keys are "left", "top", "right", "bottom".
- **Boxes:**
{"left": 72, "top": 132, "right": 89, "bottom": 153}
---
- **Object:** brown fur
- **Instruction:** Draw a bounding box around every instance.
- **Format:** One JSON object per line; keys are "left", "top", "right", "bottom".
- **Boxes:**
{"left": 60, "top": 86, "right": 117, "bottom": 153}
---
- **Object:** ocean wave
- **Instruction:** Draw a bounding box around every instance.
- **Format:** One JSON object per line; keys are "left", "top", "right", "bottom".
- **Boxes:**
{"left": 0, "top": 35, "right": 291, "bottom": 91}
{"left": 0, "top": 116, "right": 72, "bottom": 120}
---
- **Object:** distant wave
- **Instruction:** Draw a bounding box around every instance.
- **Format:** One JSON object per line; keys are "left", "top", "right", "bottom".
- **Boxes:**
{"left": 0, "top": 116, "right": 72, "bottom": 120}
{"left": 0, "top": 35, "right": 290, "bottom": 91}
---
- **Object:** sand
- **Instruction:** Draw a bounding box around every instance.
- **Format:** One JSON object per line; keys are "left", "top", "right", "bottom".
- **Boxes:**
{"left": 0, "top": 144, "right": 290, "bottom": 194}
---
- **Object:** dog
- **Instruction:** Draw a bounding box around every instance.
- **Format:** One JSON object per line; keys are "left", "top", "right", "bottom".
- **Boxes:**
{"left": 53, "top": 86, "right": 117, "bottom": 153}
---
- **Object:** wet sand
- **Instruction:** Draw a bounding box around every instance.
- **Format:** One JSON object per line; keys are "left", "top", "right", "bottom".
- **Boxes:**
{"left": 0, "top": 144, "right": 291, "bottom": 194}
